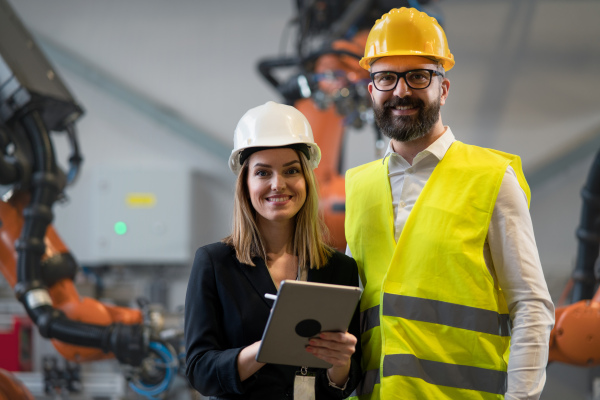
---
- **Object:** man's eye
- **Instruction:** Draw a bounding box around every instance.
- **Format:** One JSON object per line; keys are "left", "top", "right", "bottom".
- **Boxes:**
{"left": 409, "top": 72, "right": 427, "bottom": 82}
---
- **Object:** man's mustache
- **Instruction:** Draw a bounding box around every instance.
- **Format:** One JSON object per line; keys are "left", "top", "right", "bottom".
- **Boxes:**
{"left": 383, "top": 96, "right": 425, "bottom": 110}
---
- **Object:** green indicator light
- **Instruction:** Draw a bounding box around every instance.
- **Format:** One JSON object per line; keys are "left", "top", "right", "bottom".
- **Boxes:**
{"left": 114, "top": 221, "right": 127, "bottom": 235}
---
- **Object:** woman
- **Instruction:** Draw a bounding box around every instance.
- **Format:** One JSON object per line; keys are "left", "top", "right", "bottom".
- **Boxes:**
{"left": 184, "top": 101, "right": 361, "bottom": 399}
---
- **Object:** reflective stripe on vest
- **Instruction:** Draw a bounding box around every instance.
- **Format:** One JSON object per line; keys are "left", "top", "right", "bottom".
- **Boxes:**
{"left": 384, "top": 354, "right": 507, "bottom": 395}
{"left": 350, "top": 368, "right": 381, "bottom": 397}
{"left": 350, "top": 353, "right": 508, "bottom": 397}
{"left": 360, "top": 304, "right": 380, "bottom": 333}
{"left": 383, "top": 294, "right": 511, "bottom": 337}
{"left": 362, "top": 295, "right": 511, "bottom": 336}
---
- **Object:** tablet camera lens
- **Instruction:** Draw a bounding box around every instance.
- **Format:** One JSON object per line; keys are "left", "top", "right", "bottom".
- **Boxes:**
{"left": 295, "top": 319, "right": 322, "bottom": 337}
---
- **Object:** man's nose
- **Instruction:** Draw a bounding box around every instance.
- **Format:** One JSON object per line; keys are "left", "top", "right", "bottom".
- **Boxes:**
{"left": 393, "top": 77, "right": 412, "bottom": 97}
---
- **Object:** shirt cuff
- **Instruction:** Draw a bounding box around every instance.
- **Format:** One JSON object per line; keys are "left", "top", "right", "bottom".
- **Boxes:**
{"left": 326, "top": 371, "right": 349, "bottom": 391}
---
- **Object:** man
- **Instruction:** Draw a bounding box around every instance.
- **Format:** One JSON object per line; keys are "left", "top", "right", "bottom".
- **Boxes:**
{"left": 345, "top": 8, "right": 555, "bottom": 400}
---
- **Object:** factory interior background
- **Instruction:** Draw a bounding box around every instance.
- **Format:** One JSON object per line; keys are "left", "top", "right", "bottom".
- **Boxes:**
{"left": 1, "top": 0, "right": 600, "bottom": 398}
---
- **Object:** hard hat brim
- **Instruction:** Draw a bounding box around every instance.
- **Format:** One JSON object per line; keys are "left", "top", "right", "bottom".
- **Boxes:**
{"left": 359, "top": 52, "right": 455, "bottom": 71}
{"left": 229, "top": 143, "right": 321, "bottom": 175}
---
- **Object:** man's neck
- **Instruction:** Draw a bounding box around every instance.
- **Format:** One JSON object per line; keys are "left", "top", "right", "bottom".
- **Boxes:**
{"left": 391, "top": 124, "right": 447, "bottom": 165}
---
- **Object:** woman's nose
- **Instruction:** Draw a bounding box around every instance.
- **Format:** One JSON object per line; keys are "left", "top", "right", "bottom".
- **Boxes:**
{"left": 271, "top": 174, "right": 285, "bottom": 191}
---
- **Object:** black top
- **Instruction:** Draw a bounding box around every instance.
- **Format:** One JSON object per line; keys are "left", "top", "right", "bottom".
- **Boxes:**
{"left": 184, "top": 242, "right": 362, "bottom": 400}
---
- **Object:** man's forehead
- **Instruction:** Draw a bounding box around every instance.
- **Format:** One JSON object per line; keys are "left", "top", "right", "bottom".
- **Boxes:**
{"left": 370, "top": 55, "right": 439, "bottom": 72}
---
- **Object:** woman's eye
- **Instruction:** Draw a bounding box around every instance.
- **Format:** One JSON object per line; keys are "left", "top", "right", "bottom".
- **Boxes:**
{"left": 286, "top": 167, "right": 300, "bottom": 175}
{"left": 254, "top": 170, "right": 268, "bottom": 177}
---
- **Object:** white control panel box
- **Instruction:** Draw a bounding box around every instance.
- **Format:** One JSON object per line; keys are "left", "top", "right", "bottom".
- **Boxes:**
{"left": 90, "top": 166, "right": 191, "bottom": 264}
{"left": 53, "top": 164, "right": 232, "bottom": 266}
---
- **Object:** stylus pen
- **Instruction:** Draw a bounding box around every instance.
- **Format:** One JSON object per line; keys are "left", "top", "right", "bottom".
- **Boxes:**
{"left": 264, "top": 293, "right": 277, "bottom": 300}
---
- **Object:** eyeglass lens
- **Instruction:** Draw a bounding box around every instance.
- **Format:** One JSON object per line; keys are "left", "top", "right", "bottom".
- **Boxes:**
{"left": 372, "top": 70, "right": 433, "bottom": 91}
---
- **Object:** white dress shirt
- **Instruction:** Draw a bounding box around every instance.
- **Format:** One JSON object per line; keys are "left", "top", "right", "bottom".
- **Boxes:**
{"left": 347, "top": 127, "right": 555, "bottom": 399}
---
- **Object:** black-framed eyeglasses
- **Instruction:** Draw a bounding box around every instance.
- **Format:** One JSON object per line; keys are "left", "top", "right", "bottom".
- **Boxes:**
{"left": 370, "top": 69, "right": 444, "bottom": 91}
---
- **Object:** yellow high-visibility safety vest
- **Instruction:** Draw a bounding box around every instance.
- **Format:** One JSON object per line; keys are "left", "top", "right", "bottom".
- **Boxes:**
{"left": 345, "top": 141, "right": 530, "bottom": 400}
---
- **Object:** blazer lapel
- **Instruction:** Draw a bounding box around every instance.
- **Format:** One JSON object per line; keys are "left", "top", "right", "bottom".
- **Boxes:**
{"left": 237, "top": 256, "right": 277, "bottom": 308}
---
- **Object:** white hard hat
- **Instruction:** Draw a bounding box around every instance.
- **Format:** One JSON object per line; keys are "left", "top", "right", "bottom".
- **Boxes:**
{"left": 229, "top": 101, "right": 322, "bottom": 175}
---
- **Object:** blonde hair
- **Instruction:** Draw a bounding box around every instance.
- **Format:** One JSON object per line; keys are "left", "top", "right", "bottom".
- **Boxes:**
{"left": 222, "top": 150, "right": 333, "bottom": 270}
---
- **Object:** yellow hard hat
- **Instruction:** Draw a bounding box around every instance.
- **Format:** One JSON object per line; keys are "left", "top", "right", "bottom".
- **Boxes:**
{"left": 359, "top": 7, "right": 455, "bottom": 71}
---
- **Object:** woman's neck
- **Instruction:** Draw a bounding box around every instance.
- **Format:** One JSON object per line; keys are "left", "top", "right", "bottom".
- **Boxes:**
{"left": 257, "top": 218, "right": 298, "bottom": 289}
{"left": 257, "top": 218, "right": 295, "bottom": 255}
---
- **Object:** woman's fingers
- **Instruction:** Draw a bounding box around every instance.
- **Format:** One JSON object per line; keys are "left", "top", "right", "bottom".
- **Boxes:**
{"left": 320, "top": 331, "right": 357, "bottom": 346}
{"left": 305, "top": 332, "right": 356, "bottom": 366}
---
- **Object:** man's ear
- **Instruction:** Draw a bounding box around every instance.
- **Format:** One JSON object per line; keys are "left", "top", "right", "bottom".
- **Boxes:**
{"left": 440, "top": 78, "right": 450, "bottom": 106}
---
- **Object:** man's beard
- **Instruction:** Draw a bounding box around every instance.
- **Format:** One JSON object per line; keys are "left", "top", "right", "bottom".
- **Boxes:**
{"left": 373, "top": 95, "right": 441, "bottom": 142}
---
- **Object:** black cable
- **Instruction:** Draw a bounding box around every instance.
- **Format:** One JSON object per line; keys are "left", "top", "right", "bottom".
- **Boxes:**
{"left": 13, "top": 110, "right": 148, "bottom": 366}
{"left": 571, "top": 150, "right": 600, "bottom": 302}
{"left": 328, "top": 0, "right": 375, "bottom": 40}
{"left": 64, "top": 123, "right": 83, "bottom": 185}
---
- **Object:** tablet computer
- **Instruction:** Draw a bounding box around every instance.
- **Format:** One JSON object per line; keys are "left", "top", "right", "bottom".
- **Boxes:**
{"left": 256, "top": 280, "right": 362, "bottom": 368}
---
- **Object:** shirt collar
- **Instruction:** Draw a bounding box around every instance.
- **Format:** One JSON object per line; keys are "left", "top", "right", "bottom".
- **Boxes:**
{"left": 382, "top": 126, "right": 456, "bottom": 165}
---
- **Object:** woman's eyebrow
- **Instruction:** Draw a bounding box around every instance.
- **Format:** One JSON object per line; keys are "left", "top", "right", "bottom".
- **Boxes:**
{"left": 252, "top": 160, "right": 300, "bottom": 168}
{"left": 252, "top": 162, "right": 271, "bottom": 168}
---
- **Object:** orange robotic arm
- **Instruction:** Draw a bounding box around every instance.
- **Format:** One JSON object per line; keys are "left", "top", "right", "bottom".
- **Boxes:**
{"left": 294, "top": 31, "right": 371, "bottom": 251}
{"left": 0, "top": 191, "right": 143, "bottom": 363}
{"left": 0, "top": 369, "right": 34, "bottom": 400}
{"left": 549, "top": 289, "right": 600, "bottom": 366}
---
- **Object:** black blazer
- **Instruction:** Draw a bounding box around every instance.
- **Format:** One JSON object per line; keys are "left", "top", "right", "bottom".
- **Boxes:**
{"left": 185, "top": 242, "right": 362, "bottom": 400}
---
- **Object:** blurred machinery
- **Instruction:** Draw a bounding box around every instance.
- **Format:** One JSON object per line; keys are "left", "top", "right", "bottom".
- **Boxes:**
{"left": 0, "top": 0, "right": 187, "bottom": 398}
